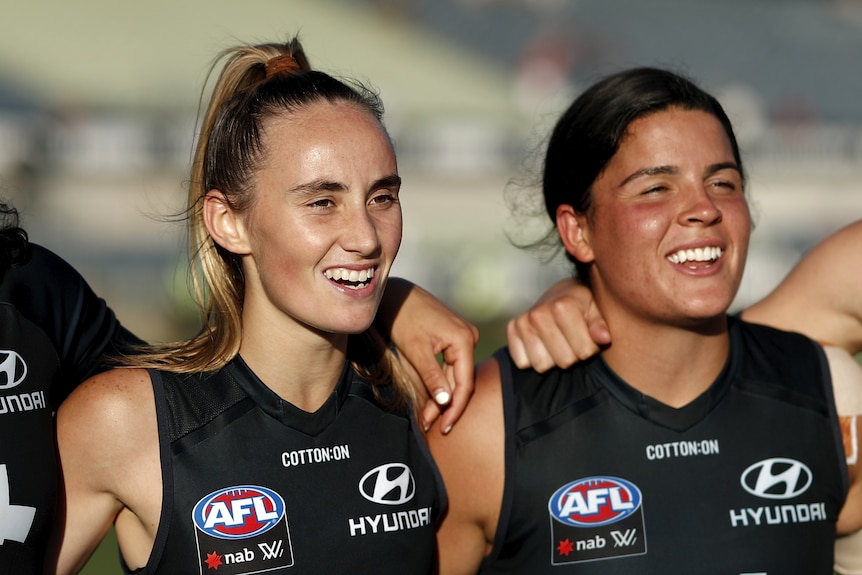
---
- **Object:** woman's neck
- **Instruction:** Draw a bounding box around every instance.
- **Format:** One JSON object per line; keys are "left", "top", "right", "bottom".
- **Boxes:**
{"left": 238, "top": 313, "right": 349, "bottom": 413}
{"left": 600, "top": 314, "right": 730, "bottom": 408}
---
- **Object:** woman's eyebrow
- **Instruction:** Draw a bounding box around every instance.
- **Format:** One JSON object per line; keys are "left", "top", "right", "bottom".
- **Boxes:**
{"left": 373, "top": 174, "right": 402, "bottom": 190}
{"left": 287, "top": 173, "right": 402, "bottom": 195}
{"left": 288, "top": 180, "right": 345, "bottom": 195}
{"left": 704, "top": 162, "right": 741, "bottom": 177}
{"left": 620, "top": 165, "right": 677, "bottom": 186}
{"left": 618, "top": 162, "right": 741, "bottom": 187}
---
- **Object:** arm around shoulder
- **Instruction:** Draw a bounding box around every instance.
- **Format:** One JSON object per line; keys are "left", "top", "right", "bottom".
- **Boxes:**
{"left": 376, "top": 277, "right": 479, "bottom": 432}
{"left": 47, "top": 367, "right": 159, "bottom": 574}
{"left": 427, "top": 358, "right": 506, "bottom": 575}
{"left": 743, "top": 220, "right": 862, "bottom": 354}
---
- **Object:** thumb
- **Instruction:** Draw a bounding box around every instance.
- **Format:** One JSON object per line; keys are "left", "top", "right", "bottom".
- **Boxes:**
{"left": 585, "top": 301, "right": 612, "bottom": 346}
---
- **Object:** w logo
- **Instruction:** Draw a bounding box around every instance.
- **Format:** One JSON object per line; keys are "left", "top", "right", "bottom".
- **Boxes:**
{"left": 258, "top": 540, "right": 284, "bottom": 559}
{"left": 611, "top": 529, "right": 638, "bottom": 547}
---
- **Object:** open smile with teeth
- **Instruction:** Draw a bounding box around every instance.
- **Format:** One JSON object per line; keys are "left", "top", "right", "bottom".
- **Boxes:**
{"left": 667, "top": 246, "right": 723, "bottom": 266}
{"left": 324, "top": 267, "right": 376, "bottom": 290}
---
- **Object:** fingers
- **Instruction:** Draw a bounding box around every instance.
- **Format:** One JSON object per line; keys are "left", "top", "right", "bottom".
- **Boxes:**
{"left": 380, "top": 278, "right": 479, "bottom": 432}
{"left": 421, "top": 398, "right": 442, "bottom": 432}
{"left": 412, "top": 323, "right": 478, "bottom": 434}
{"left": 506, "top": 294, "right": 609, "bottom": 372}
{"left": 506, "top": 319, "right": 532, "bottom": 369}
{"left": 401, "top": 346, "right": 450, "bottom": 422}
{"left": 507, "top": 316, "right": 557, "bottom": 372}
{"left": 434, "top": 343, "right": 476, "bottom": 434}
{"left": 507, "top": 302, "right": 582, "bottom": 372}
{"left": 416, "top": 361, "right": 454, "bottom": 409}
{"left": 585, "top": 299, "right": 612, "bottom": 346}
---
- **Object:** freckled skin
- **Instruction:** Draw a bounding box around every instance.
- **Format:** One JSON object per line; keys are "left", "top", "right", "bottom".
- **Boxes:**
{"left": 239, "top": 100, "right": 403, "bottom": 343}
{"left": 48, "top": 100, "right": 405, "bottom": 573}
{"left": 575, "top": 108, "right": 750, "bottom": 332}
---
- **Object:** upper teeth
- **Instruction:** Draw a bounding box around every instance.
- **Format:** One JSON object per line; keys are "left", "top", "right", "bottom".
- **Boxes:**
{"left": 324, "top": 267, "right": 375, "bottom": 283}
{"left": 668, "top": 247, "right": 722, "bottom": 264}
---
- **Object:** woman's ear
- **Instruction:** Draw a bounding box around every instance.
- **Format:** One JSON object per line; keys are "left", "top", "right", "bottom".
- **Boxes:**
{"left": 203, "top": 190, "right": 251, "bottom": 255}
{"left": 556, "top": 205, "right": 595, "bottom": 264}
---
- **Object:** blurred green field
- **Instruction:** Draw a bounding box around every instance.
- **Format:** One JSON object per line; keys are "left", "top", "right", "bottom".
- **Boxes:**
{"left": 80, "top": 529, "right": 120, "bottom": 574}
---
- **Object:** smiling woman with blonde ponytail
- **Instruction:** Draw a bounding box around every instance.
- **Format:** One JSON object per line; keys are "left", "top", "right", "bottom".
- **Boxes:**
{"left": 48, "top": 36, "right": 445, "bottom": 575}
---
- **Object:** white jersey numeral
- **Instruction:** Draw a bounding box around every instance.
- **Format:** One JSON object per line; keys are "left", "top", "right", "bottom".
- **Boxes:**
{"left": 0, "top": 464, "right": 36, "bottom": 545}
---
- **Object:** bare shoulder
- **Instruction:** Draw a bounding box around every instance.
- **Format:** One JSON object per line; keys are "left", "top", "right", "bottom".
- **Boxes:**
{"left": 53, "top": 368, "right": 162, "bottom": 572}
{"left": 427, "top": 357, "right": 504, "bottom": 477}
{"left": 428, "top": 357, "right": 505, "bottom": 575}
{"left": 427, "top": 357, "right": 504, "bottom": 449}
{"left": 58, "top": 367, "right": 154, "bottom": 434}
{"left": 56, "top": 367, "right": 158, "bottom": 485}
{"left": 470, "top": 356, "right": 505, "bottom": 419}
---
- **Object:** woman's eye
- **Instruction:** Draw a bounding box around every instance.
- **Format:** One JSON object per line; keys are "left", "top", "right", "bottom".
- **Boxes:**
{"left": 709, "top": 180, "right": 739, "bottom": 193}
{"left": 370, "top": 192, "right": 399, "bottom": 206}
{"left": 642, "top": 185, "right": 666, "bottom": 195}
{"left": 310, "top": 198, "right": 335, "bottom": 209}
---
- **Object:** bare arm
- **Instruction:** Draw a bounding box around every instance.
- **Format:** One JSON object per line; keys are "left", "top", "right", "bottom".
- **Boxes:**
{"left": 47, "top": 368, "right": 161, "bottom": 574}
{"left": 743, "top": 220, "right": 862, "bottom": 355}
{"left": 427, "top": 359, "right": 505, "bottom": 575}
{"left": 377, "top": 278, "right": 479, "bottom": 432}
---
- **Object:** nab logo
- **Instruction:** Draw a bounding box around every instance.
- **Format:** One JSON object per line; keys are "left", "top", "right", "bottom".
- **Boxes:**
{"left": 741, "top": 457, "right": 812, "bottom": 500}
{"left": 0, "top": 350, "right": 27, "bottom": 390}
{"left": 359, "top": 463, "right": 415, "bottom": 505}
{"left": 192, "top": 485, "right": 285, "bottom": 539}
{"left": 550, "top": 477, "right": 642, "bottom": 527}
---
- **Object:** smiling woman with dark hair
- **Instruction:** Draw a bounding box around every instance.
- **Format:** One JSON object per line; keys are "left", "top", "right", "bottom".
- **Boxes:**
{"left": 429, "top": 67, "right": 862, "bottom": 574}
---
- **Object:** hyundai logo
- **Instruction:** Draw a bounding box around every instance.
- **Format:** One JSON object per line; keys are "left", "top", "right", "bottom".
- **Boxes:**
{"left": 741, "top": 458, "right": 813, "bottom": 500}
{"left": 359, "top": 463, "right": 415, "bottom": 505}
{"left": 0, "top": 350, "right": 27, "bottom": 390}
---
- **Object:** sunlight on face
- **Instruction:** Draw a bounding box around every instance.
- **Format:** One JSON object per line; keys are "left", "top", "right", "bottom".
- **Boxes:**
{"left": 239, "top": 100, "right": 402, "bottom": 341}
{"left": 579, "top": 107, "right": 750, "bottom": 328}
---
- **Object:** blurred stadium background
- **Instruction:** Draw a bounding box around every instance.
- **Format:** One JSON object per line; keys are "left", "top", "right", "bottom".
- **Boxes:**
{"left": 1, "top": 0, "right": 861, "bottom": 571}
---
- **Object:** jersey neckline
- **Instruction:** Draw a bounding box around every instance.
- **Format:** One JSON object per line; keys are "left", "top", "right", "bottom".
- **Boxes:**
{"left": 588, "top": 317, "right": 740, "bottom": 431}
{"left": 227, "top": 355, "right": 353, "bottom": 436}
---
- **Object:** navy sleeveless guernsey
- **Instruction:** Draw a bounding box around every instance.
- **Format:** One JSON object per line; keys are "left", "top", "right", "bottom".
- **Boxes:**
{"left": 483, "top": 319, "right": 847, "bottom": 574}
{"left": 0, "top": 244, "right": 135, "bottom": 572}
{"left": 132, "top": 356, "right": 445, "bottom": 574}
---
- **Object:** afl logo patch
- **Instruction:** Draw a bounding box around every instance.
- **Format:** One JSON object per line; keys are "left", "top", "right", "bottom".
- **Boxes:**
{"left": 741, "top": 458, "right": 813, "bottom": 500}
{"left": 359, "top": 463, "right": 415, "bottom": 505}
{"left": 0, "top": 350, "right": 27, "bottom": 390}
{"left": 550, "top": 476, "right": 642, "bottom": 527}
{"left": 192, "top": 485, "right": 286, "bottom": 539}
